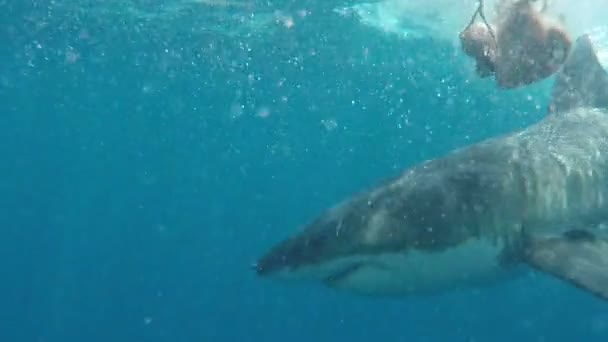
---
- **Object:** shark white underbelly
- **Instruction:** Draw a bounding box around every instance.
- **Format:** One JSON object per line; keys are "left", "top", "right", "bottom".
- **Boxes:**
{"left": 324, "top": 238, "right": 516, "bottom": 295}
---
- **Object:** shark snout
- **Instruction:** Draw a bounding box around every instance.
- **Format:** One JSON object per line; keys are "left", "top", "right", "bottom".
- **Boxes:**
{"left": 253, "top": 249, "right": 292, "bottom": 277}
{"left": 254, "top": 234, "right": 324, "bottom": 278}
{"left": 251, "top": 262, "right": 264, "bottom": 274}
{"left": 252, "top": 260, "right": 276, "bottom": 277}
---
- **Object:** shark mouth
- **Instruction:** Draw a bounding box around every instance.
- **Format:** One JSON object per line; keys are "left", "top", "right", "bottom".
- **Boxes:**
{"left": 324, "top": 262, "right": 364, "bottom": 286}
{"left": 323, "top": 259, "right": 394, "bottom": 286}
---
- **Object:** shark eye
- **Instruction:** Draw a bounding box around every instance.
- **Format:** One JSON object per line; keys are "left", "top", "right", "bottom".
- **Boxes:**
{"left": 305, "top": 234, "right": 326, "bottom": 251}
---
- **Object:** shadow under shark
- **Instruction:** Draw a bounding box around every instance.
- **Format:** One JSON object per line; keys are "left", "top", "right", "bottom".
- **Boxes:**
{"left": 255, "top": 34, "right": 608, "bottom": 300}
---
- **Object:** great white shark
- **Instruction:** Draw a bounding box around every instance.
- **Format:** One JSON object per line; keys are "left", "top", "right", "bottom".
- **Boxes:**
{"left": 254, "top": 35, "right": 608, "bottom": 300}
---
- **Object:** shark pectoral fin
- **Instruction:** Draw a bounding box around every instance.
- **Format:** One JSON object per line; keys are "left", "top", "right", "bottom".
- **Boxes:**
{"left": 524, "top": 230, "right": 608, "bottom": 300}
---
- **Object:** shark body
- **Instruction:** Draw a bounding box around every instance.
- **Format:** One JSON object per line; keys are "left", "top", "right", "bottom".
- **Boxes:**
{"left": 255, "top": 35, "right": 608, "bottom": 300}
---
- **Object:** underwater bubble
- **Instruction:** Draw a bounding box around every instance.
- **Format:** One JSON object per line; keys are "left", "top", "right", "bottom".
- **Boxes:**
{"left": 256, "top": 106, "right": 271, "bottom": 118}
{"left": 321, "top": 118, "right": 338, "bottom": 131}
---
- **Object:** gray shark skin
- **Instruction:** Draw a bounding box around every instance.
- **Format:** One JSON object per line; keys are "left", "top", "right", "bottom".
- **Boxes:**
{"left": 255, "top": 35, "right": 608, "bottom": 300}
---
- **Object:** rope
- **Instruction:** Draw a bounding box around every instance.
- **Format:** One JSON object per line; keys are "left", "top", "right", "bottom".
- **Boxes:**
{"left": 460, "top": 0, "right": 497, "bottom": 44}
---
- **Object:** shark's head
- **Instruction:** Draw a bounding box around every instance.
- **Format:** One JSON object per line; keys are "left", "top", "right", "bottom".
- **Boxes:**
{"left": 254, "top": 154, "right": 518, "bottom": 295}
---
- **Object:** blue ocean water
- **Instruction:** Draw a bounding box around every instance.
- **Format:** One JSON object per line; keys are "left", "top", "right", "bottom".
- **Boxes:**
{"left": 2, "top": 1, "right": 607, "bottom": 341}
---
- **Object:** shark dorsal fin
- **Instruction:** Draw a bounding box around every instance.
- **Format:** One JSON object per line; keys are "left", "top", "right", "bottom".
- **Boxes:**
{"left": 548, "top": 34, "right": 608, "bottom": 114}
